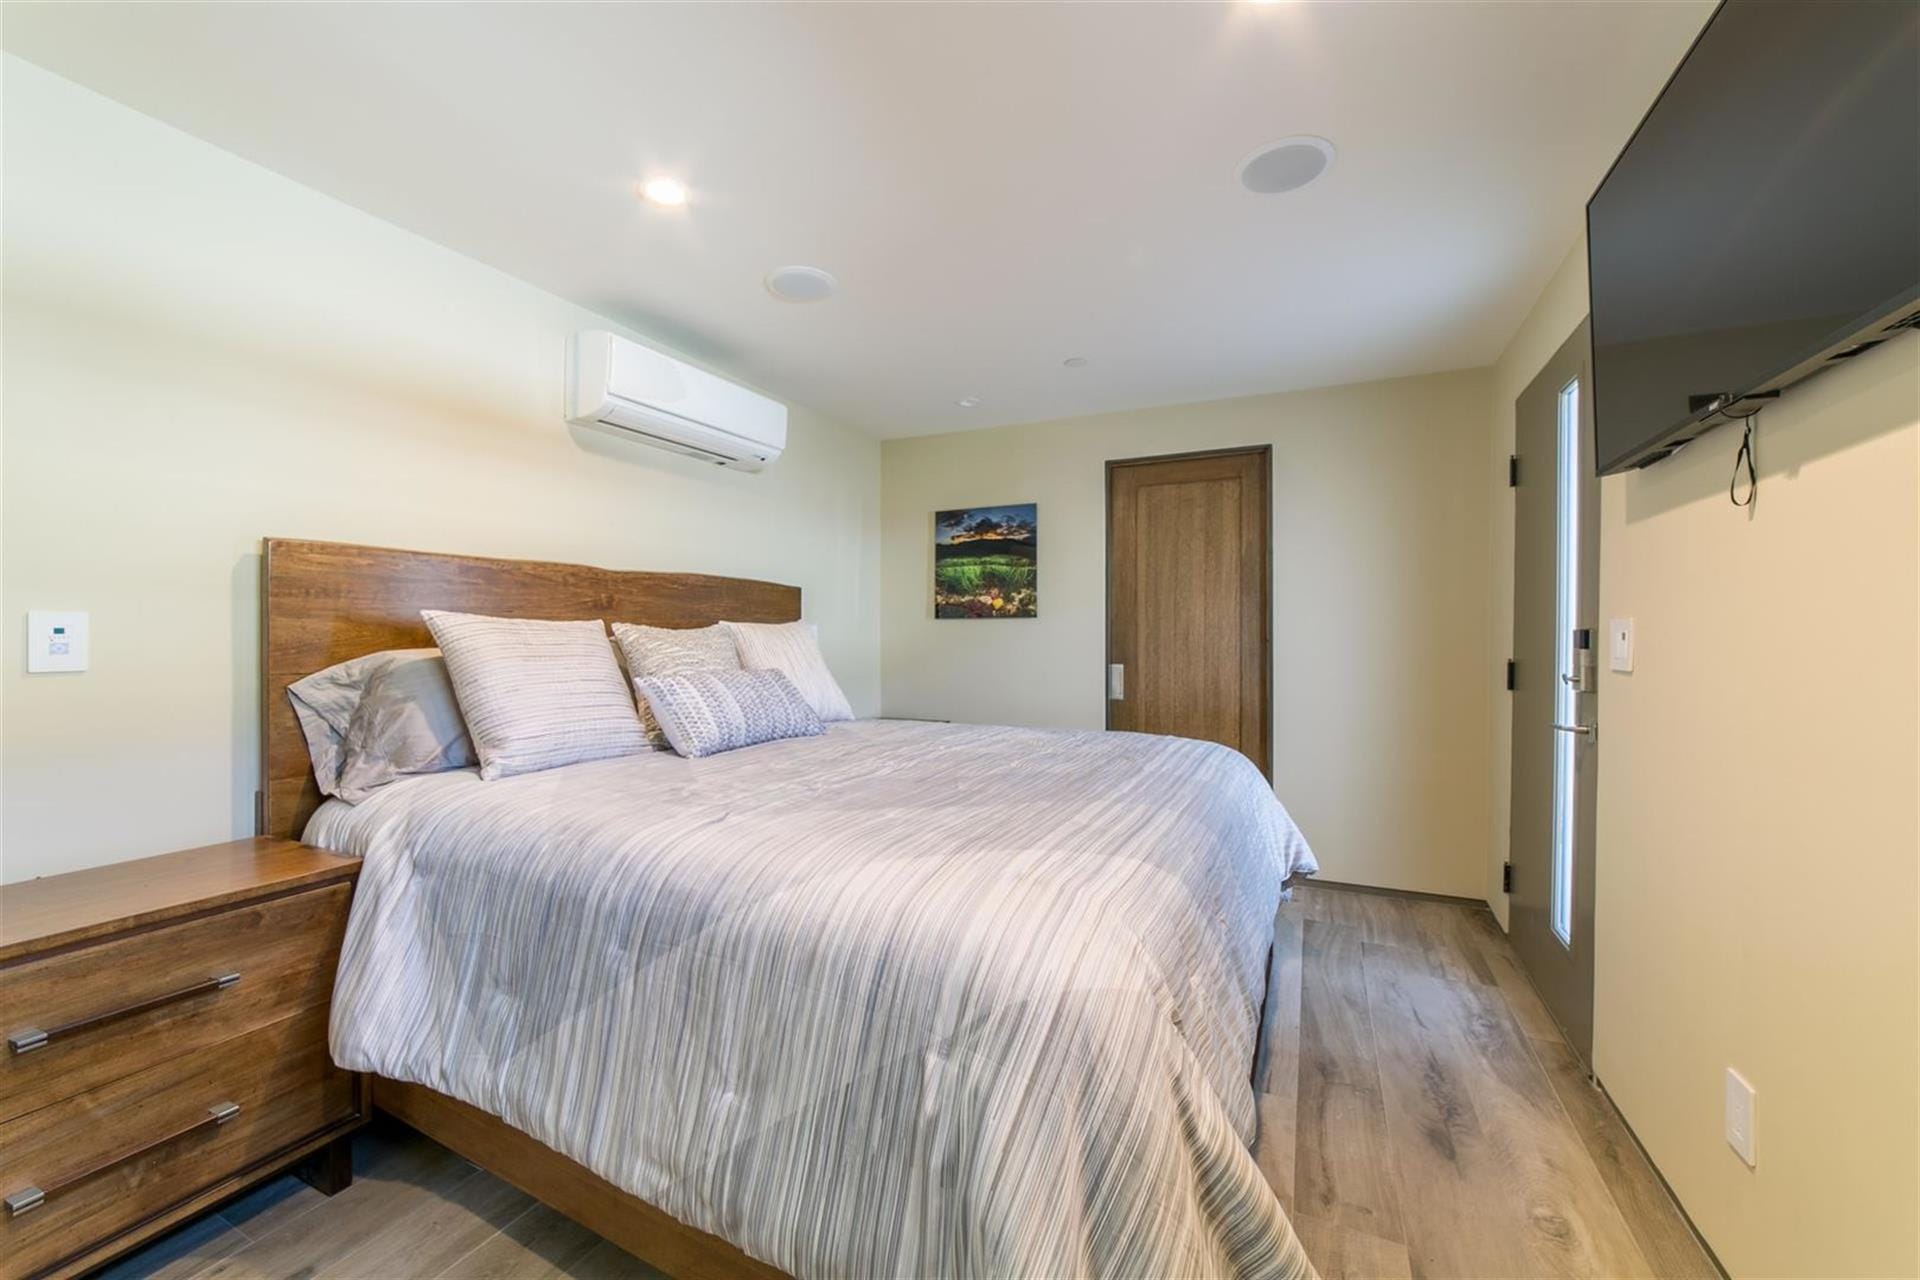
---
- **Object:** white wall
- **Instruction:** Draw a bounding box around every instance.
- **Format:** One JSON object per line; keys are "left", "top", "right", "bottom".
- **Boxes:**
{"left": 881, "top": 370, "right": 1495, "bottom": 899}
{"left": 1490, "top": 230, "right": 1920, "bottom": 1276}
{"left": 0, "top": 57, "right": 881, "bottom": 883}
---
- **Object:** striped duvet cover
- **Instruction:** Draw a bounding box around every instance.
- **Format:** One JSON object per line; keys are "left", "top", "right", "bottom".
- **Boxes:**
{"left": 314, "top": 719, "right": 1319, "bottom": 1279}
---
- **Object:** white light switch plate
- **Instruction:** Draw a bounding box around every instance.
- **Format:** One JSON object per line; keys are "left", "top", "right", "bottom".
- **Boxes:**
{"left": 1608, "top": 617, "right": 1635, "bottom": 673}
{"left": 1725, "top": 1068, "right": 1756, "bottom": 1167}
{"left": 27, "top": 610, "right": 89, "bottom": 673}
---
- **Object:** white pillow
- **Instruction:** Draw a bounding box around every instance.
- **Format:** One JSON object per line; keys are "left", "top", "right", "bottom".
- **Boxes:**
{"left": 722, "top": 620, "right": 854, "bottom": 722}
{"left": 422, "top": 610, "right": 647, "bottom": 779}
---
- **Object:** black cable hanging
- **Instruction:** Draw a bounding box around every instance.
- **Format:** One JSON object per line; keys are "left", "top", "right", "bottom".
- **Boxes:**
{"left": 1726, "top": 406, "right": 1761, "bottom": 508}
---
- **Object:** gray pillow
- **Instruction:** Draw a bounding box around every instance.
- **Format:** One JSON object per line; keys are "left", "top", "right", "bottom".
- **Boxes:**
{"left": 610, "top": 622, "right": 743, "bottom": 748}
{"left": 423, "top": 610, "right": 647, "bottom": 779}
{"left": 333, "top": 652, "right": 478, "bottom": 800}
{"left": 287, "top": 648, "right": 474, "bottom": 797}
{"left": 635, "top": 669, "right": 825, "bottom": 759}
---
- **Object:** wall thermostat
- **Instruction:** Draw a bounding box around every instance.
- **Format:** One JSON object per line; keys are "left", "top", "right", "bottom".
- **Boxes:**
{"left": 27, "top": 610, "right": 89, "bottom": 673}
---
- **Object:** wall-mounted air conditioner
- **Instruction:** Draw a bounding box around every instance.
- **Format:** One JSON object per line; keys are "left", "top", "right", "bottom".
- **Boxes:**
{"left": 565, "top": 330, "right": 787, "bottom": 471}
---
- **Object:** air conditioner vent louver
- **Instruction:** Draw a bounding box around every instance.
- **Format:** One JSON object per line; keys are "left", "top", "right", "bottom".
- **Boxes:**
{"left": 596, "top": 418, "right": 736, "bottom": 465}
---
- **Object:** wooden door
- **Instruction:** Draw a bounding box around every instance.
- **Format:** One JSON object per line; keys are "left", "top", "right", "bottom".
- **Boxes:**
{"left": 1106, "top": 446, "right": 1271, "bottom": 776}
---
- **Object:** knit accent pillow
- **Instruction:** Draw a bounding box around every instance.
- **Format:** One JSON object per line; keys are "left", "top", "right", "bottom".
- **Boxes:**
{"left": 634, "top": 669, "right": 825, "bottom": 759}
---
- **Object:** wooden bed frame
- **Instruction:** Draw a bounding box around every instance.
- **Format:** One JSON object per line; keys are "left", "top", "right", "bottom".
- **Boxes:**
{"left": 258, "top": 538, "right": 795, "bottom": 1280}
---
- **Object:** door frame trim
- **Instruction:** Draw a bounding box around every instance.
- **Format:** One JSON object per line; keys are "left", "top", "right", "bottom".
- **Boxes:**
{"left": 1103, "top": 444, "right": 1274, "bottom": 780}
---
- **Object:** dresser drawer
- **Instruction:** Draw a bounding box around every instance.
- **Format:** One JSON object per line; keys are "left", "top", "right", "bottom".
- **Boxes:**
{"left": 0, "top": 1004, "right": 356, "bottom": 1280}
{"left": 0, "top": 882, "right": 349, "bottom": 1124}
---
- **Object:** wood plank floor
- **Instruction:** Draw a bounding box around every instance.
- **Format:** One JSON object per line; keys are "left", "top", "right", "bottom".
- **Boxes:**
{"left": 1275, "top": 883, "right": 1715, "bottom": 1280}
{"left": 107, "top": 881, "right": 1714, "bottom": 1280}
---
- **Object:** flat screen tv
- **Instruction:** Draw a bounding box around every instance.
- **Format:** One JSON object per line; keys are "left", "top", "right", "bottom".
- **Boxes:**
{"left": 1587, "top": 0, "right": 1920, "bottom": 475}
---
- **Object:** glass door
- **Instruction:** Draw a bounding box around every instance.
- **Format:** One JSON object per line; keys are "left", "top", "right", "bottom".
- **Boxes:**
{"left": 1509, "top": 319, "right": 1599, "bottom": 1062}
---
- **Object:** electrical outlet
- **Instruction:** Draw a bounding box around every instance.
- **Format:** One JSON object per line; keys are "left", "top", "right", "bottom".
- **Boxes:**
{"left": 1725, "top": 1068, "right": 1756, "bottom": 1167}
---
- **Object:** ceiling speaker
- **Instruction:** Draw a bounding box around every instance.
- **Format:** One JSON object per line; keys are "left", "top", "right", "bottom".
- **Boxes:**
{"left": 1238, "top": 136, "right": 1336, "bottom": 194}
{"left": 764, "top": 266, "right": 838, "bottom": 303}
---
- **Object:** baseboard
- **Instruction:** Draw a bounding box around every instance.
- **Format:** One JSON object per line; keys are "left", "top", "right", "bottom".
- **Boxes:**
{"left": 1303, "top": 877, "right": 1491, "bottom": 909}
{"left": 1590, "top": 1073, "right": 1733, "bottom": 1280}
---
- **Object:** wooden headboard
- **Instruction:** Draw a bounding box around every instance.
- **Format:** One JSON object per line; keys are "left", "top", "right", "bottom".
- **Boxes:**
{"left": 259, "top": 538, "right": 801, "bottom": 840}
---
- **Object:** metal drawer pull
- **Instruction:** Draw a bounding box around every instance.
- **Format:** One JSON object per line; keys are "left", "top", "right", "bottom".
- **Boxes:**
{"left": 7, "top": 972, "right": 240, "bottom": 1056}
{"left": 4, "top": 1100, "right": 239, "bottom": 1218}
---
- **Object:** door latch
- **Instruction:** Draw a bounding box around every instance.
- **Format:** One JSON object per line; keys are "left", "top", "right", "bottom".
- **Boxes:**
{"left": 1562, "top": 628, "right": 1596, "bottom": 694}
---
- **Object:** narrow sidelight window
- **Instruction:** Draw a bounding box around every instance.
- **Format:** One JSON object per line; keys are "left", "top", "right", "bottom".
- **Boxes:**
{"left": 1550, "top": 378, "right": 1581, "bottom": 947}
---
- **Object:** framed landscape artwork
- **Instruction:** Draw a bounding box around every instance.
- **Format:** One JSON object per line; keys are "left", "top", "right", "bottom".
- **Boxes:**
{"left": 934, "top": 503, "right": 1037, "bottom": 618}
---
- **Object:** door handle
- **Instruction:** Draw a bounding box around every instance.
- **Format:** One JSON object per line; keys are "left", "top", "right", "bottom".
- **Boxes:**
{"left": 1108, "top": 664, "right": 1125, "bottom": 701}
{"left": 1553, "top": 722, "right": 1595, "bottom": 739}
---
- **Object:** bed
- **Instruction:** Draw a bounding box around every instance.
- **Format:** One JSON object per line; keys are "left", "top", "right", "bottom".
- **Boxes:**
{"left": 261, "top": 538, "right": 1319, "bottom": 1280}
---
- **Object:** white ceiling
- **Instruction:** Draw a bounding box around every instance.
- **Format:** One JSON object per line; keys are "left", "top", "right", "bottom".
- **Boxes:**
{"left": 2, "top": 1, "right": 1711, "bottom": 437}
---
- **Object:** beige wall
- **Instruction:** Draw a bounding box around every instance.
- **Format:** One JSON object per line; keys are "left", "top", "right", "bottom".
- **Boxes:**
{"left": 1492, "top": 230, "right": 1920, "bottom": 1275}
{"left": 0, "top": 57, "right": 881, "bottom": 883}
{"left": 1594, "top": 331, "right": 1919, "bottom": 1278}
{"left": 881, "top": 370, "right": 1495, "bottom": 899}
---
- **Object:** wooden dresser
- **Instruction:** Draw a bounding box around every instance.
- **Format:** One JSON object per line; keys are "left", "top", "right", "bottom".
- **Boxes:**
{"left": 0, "top": 838, "right": 365, "bottom": 1280}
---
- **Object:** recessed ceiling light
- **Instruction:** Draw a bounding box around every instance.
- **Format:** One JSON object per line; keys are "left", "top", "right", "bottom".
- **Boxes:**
{"left": 1238, "top": 136, "right": 1335, "bottom": 195}
{"left": 638, "top": 177, "right": 689, "bottom": 207}
{"left": 765, "top": 265, "right": 838, "bottom": 303}
{"left": 1062, "top": 356, "right": 1088, "bottom": 368}
{"left": 956, "top": 396, "right": 981, "bottom": 408}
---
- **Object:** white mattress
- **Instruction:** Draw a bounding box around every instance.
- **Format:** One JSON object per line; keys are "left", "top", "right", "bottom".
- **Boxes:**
{"left": 313, "top": 719, "right": 1318, "bottom": 1278}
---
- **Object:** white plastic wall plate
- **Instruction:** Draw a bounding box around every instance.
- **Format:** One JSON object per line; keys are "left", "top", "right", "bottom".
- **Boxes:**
{"left": 1725, "top": 1068, "right": 1757, "bottom": 1167}
{"left": 1608, "top": 618, "right": 1635, "bottom": 673}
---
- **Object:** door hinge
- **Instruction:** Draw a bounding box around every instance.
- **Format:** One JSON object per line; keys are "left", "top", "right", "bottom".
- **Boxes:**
{"left": 1508, "top": 454, "right": 1519, "bottom": 488}
{"left": 1502, "top": 862, "right": 1513, "bottom": 893}
{"left": 1505, "top": 658, "right": 1516, "bottom": 691}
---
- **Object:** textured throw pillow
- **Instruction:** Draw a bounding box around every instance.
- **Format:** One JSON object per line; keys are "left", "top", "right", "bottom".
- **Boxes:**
{"left": 287, "top": 648, "right": 474, "bottom": 797}
{"left": 722, "top": 620, "right": 855, "bottom": 722}
{"left": 610, "top": 622, "right": 743, "bottom": 748}
{"left": 423, "top": 610, "right": 648, "bottom": 780}
{"left": 635, "top": 669, "right": 825, "bottom": 759}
